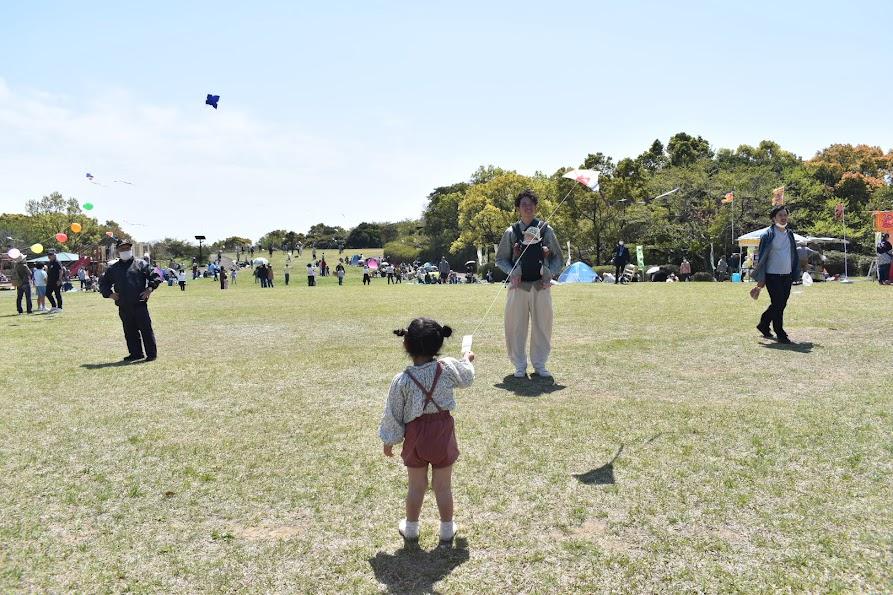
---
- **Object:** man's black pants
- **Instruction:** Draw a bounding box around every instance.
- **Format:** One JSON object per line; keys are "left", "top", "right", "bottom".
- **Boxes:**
{"left": 614, "top": 263, "right": 626, "bottom": 283}
{"left": 17, "top": 283, "right": 32, "bottom": 313}
{"left": 118, "top": 302, "right": 157, "bottom": 358}
{"left": 46, "top": 285, "right": 63, "bottom": 308}
{"left": 759, "top": 273, "right": 793, "bottom": 338}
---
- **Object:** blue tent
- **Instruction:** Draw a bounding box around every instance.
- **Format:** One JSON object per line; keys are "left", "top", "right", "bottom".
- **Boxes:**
{"left": 350, "top": 254, "right": 361, "bottom": 265}
{"left": 558, "top": 262, "right": 597, "bottom": 283}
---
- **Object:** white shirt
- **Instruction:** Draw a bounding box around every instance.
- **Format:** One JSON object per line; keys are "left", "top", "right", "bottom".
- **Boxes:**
{"left": 379, "top": 357, "right": 475, "bottom": 445}
{"left": 178, "top": 272, "right": 186, "bottom": 282}
{"left": 33, "top": 269, "right": 48, "bottom": 287}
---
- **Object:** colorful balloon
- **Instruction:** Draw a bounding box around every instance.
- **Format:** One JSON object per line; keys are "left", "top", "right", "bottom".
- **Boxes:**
{"left": 70, "top": 222, "right": 82, "bottom": 233}
{"left": 55, "top": 232, "right": 68, "bottom": 243}
{"left": 83, "top": 202, "right": 94, "bottom": 210}
{"left": 31, "top": 243, "right": 44, "bottom": 254}
{"left": 7, "top": 248, "right": 21, "bottom": 259}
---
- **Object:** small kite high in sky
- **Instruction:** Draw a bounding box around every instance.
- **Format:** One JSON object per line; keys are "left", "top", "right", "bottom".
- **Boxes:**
{"left": 206, "top": 94, "right": 220, "bottom": 109}
{"left": 86, "top": 172, "right": 132, "bottom": 185}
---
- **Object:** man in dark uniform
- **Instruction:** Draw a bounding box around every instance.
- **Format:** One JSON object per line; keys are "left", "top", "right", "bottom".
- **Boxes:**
{"left": 611, "top": 241, "right": 630, "bottom": 284}
{"left": 99, "top": 240, "right": 162, "bottom": 362}
{"left": 46, "top": 249, "right": 64, "bottom": 311}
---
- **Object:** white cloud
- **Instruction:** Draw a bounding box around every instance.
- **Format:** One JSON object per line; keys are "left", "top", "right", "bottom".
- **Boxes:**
{"left": 0, "top": 79, "right": 440, "bottom": 242}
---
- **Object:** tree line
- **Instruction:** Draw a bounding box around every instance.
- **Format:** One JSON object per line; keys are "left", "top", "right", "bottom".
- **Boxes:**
{"left": 4, "top": 135, "right": 891, "bottom": 270}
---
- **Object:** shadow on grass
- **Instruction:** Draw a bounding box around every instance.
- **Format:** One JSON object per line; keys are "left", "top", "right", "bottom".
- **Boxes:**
{"left": 80, "top": 361, "right": 132, "bottom": 370}
{"left": 493, "top": 375, "right": 566, "bottom": 397}
{"left": 760, "top": 341, "right": 816, "bottom": 353}
{"left": 574, "top": 444, "right": 624, "bottom": 486}
{"left": 369, "top": 537, "right": 469, "bottom": 594}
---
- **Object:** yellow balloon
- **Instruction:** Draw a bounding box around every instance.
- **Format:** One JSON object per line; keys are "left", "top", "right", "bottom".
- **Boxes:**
{"left": 31, "top": 243, "right": 44, "bottom": 254}
{"left": 70, "top": 222, "right": 82, "bottom": 233}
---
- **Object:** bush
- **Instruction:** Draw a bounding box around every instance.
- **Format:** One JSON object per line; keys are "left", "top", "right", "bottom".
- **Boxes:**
{"left": 382, "top": 241, "right": 419, "bottom": 265}
{"left": 593, "top": 265, "right": 615, "bottom": 277}
{"left": 479, "top": 262, "right": 507, "bottom": 282}
{"left": 822, "top": 250, "right": 874, "bottom": 276}
{"left": 692, "top": 272, "right": 715, "bottom": 282}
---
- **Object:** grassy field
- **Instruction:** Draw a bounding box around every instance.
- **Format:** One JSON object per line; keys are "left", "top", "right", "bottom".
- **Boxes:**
{"left": 1, "top": 262, "right": 890, "bottom": 593}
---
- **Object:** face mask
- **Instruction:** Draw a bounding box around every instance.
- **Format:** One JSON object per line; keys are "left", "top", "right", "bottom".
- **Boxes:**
{"left": 118, "top": 250, "right": 133, "bottom": 260}
{"left": 775, "top": 222, "right": 787, "bottom": 229}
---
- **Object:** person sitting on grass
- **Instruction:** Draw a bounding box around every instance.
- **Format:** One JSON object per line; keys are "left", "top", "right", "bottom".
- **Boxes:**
{"left": 379, "top": 317, "right": 475, "bottom": 545}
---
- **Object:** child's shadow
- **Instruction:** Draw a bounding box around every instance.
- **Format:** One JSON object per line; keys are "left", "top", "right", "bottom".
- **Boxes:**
{"left": 369, "top": 538, "right": 469, "bottom": 594}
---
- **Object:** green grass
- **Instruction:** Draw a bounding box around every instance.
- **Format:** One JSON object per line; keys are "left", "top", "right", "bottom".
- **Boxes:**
{"left": 1, "top": 272, "right": 891, "bottom": 592}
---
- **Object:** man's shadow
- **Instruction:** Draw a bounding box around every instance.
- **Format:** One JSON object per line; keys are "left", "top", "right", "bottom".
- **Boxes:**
{"left": 760, "top": 341, "right": 816, "bottom": 353}
{"left": 369, "top": 538, "right": 469, "bottom": 594}
{"left": 494, "top": 375, "right": 566, "bottom": 398}
{"left": 573, "top": 444, "right": 624, "bottom": 486}
{"left": 80, "top": 361, "right": 132, "bottom": 370}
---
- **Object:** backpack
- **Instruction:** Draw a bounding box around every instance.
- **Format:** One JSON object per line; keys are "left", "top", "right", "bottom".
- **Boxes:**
{"left": 512, "top": 220, "right": 545, "bottom": 282}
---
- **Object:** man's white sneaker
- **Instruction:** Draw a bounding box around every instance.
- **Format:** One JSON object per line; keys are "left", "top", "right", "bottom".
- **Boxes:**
{"left": 513, "top": 369, "right": 527, "bottom": 378}
{"left": 439, "top": 520, "right": 457, "bottom": 544}
{"left": 398, "top": 519, "right": 419, "bottom": 541}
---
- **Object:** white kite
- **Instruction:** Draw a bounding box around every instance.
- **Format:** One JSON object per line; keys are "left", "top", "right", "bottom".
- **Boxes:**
{"left": 562, "top": 169, "right": 600, "bottom": 191}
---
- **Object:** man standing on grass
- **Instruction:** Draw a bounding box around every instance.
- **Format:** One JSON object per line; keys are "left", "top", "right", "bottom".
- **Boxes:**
{"left": 45, "top": 250, "right": 64, "bottom": 312}
{"left": 14, "top": 256, "right": 33, "bottom": 315}
{"left": 496, "top": 188, "right": 563, "bottom": 379}
{"left": 611, "top": 241, "right": 630, "bottom": 284}
{"left": 438, "top": 257, "right": 450, "bottom": 285}
{"left": 749, "top": 206, "right": 801, "bottom": 344}
{"left": 99, "top": 240, "right": 162, "bottom": 362}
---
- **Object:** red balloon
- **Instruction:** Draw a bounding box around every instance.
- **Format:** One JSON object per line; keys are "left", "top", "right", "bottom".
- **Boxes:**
{"left": 55, "top": 232, "right": 68, "bottom": 243}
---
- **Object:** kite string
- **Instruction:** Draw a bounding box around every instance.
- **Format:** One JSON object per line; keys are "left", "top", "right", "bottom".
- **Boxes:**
{"left": 468, "top": 184, "right": 579, "bottom": 339}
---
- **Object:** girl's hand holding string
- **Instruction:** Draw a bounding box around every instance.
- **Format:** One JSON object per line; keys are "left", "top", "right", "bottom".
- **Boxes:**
{"left": 383, "top": 444, "right": 393, "bottom": 457}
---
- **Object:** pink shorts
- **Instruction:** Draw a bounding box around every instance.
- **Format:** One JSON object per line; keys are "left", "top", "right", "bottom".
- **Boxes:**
{"left": 401, "top": 411, "right": 459, "bottom": 469}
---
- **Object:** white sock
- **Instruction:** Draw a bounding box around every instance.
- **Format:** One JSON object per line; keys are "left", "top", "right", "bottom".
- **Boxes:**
{"left": 399, "top": 519, "right": 419, "bottom": 538}
{"left": 440, "top": 520, "right": 456, "bottom": 540}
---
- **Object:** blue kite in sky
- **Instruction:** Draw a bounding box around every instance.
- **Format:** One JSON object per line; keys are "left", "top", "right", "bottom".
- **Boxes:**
{"left": 206, "top": 94, "right": 220, "bottom": 109}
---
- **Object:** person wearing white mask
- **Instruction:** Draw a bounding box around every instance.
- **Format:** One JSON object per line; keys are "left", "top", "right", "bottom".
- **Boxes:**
{"left": 99, "top": 240, "right": 162, "bottom": 362}
{"left": 749, "top": 206, "right": 801, "bottom": 344}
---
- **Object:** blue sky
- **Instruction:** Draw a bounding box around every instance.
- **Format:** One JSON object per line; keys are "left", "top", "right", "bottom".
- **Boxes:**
{"left": 2, "top": 0, "right": 892, "bottom": 242}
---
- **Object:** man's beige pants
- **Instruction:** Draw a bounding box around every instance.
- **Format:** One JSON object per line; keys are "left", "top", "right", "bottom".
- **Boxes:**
{"left": 504, "top": 285, "right": 553, "bottom": 372}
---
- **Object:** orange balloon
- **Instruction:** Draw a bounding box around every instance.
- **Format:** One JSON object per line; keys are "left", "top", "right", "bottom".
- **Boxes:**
{"left": 55, "top": 232, "right": 68, "bottom": 243}
{"left": 70, "top": 222, "right": 82, "bottom": 233}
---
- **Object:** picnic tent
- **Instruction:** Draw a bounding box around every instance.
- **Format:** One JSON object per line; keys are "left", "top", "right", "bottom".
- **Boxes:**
{"left": 736, "top": 227, "right": 807, "bottom": 247}
{"left": 558, "top": 262, "right": 597, "bottom": 283}
{"left": 28, "top": 252, "right": 80, "bottom": 263}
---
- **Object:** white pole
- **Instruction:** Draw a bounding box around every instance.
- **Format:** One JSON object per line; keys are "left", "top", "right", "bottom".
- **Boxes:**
{"left": 841, "top": 206, "right": 852, "bottom": 284}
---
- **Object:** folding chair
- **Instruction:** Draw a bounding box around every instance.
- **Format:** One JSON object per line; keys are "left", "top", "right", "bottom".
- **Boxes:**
{"left": 620, "top": 263, "right": 638, "bottom": 284}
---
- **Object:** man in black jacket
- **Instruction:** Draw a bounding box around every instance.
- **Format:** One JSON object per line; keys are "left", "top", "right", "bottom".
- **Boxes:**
{"left": 99, "top": 240, "right": 162, "bottom": 362}
{"left": 612, "top": 241, "right": 630, "bottom": 284}
{"left": 46, "top": 250, "right": 64, "bottom": 311}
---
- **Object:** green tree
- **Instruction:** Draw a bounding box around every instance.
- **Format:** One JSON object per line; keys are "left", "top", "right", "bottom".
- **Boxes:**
{"left": 452, "top": 173, "right": 557, "bottom": 253}
{"left": 667, "top": 132, "right": 713, "bottom": 167}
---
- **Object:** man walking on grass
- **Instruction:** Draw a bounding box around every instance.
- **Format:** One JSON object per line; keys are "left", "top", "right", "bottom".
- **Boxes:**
{"left": 749, "top": 206, "right": 800, "bottom": 344}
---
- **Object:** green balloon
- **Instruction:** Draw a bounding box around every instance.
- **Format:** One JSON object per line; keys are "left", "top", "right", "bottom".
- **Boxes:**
{"left": 83, "top": 202, "right": 94, "bottom": 211}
